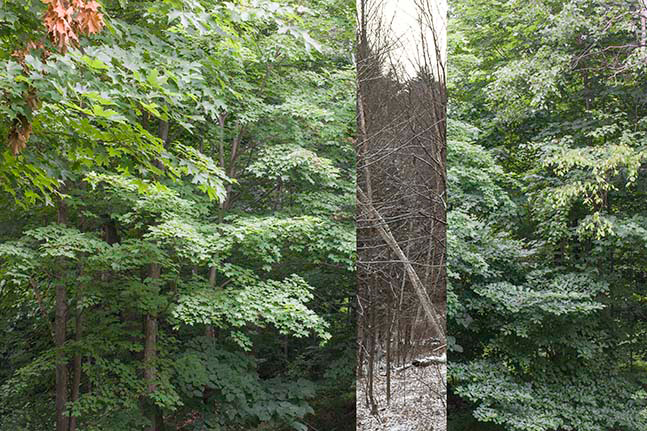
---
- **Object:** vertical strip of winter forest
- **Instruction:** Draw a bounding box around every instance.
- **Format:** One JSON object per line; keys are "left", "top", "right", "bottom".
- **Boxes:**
{"left": 356, "top": 1, "right": 448, "bottom": 429}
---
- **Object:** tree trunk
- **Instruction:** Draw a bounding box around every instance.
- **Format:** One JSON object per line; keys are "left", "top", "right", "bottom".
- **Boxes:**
{"left": 385, "top": 304, "right": 392, "bottom": 405}
{"left": 641, "top": 0, "right": 647, "bottom": 47}
{"left": 55, "top": 198, "right": 68, "bottom": 431}
{"left": 206, "top": 265, "right": 217, "bottom": 338}
{"left": 69, "top": 304, "right": 82, "bottom": 431}
{"left": 158, "top": 119, "right": 169, "bottom": 146}
{"left": 144, "top": 263, "right": 161, "bottom": 431}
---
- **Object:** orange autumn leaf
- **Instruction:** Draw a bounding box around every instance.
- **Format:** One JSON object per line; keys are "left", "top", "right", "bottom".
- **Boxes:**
{"left": 43, "top": 0, "right": 78, "bottom": 52}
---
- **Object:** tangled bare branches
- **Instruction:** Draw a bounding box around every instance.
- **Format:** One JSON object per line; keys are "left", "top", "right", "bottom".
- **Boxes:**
{"left": 356, "top": 0, "right": 448, "bottom": 429}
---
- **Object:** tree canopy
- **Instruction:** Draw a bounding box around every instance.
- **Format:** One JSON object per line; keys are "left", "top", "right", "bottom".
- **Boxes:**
{"left": 0, "top": 0, "right": 356, "bottom": 430}
{"left": 447, "top": 1, "right": 647, "bottom": 430}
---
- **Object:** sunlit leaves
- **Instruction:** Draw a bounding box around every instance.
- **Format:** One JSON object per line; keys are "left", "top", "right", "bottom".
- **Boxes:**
{"left": 247, "top": 144, "right": 339, "bottom": 186}
{"left": 173, "top": 275, "right": 330, "bottom": 349}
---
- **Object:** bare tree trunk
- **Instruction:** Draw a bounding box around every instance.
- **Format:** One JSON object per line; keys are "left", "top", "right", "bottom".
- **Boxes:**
{"left": 205, "top": 266, "right": 218, "bottom": 338}
{"left": 641, "top": 0, "right": 647, "bottom": 47}
{"left": 143, "top": 313, "right": 157, "bottom": 386}
{"left": 217, "top": 112, "right": 227, "bottom": 168}
{"left": 158, "top": 119, "right": 169, "bottom": 145}
{"left": 220, "top": 124, "right": 242, "bottom": 211}
{"left": 385, "top": 304, "right": 392, "bottom": 405}
{"left": 367, "top": 290, "right": 377, "bottom": 414}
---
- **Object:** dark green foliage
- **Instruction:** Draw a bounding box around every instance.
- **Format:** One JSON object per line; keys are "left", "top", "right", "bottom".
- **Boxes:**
{"left": 448, "top": 1, "right": 647, "bottom": 429}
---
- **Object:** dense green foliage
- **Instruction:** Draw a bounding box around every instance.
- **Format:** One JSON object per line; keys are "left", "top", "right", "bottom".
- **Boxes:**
{"left": 447, "top": 1, "right": 647, "bottom": 430}
{"left": 0, "top": 0, "right": 355, "bottom": 429}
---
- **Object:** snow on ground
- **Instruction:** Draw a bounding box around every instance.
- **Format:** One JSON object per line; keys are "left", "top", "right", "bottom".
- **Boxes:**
{"left": 357, "top": 358, "right": 446, "bottom": 431}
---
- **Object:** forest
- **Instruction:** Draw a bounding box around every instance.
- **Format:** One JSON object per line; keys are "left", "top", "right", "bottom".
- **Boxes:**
{"left": 0, "top": 0, "right": 355, "bottom": 430}
{"left": 355, "top": 1, "right": 448, "bottom": 430}
{"left": 447, "top": 0, "right": 647, "bottom": 430}
{"left": 2, "top": 0, "right": 647, "bottom": 430}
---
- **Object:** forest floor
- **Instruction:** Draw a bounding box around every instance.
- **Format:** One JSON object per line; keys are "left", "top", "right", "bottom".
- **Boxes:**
{"left": 356, "top": 355, "right": 446, "bottom": 431}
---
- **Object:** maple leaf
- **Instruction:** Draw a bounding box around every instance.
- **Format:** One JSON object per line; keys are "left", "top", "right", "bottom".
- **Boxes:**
{"left": 77, "top": 8, "right": 104, "bottom": 35}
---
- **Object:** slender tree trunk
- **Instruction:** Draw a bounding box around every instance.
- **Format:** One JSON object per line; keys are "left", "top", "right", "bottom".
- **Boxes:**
{"left": 385, "top": 304, "right": 392, "bottom": 405}
{"left": 144, "top": 263, "right": 161, "bottom": 431}
{"left": 208, "top": 266, "right": 217, "bottom": 288}
{"left": 55, "top": 198, "right": 68, "bottom": 431}
{"left": 641, "top": 0, "right": 647, "bottom": 47}
{"left": 158, "top": 119, "right": 169, "bottom": 145}
{"left": 69, "top": 303, "right": 82, "bottom": 431}
{"left": 367, "top": 288, "right": 377, "bottom": 414}
{"left": 206, "top": 266, "right": 217, "bottom": 338}
{"left": 217, "top": 112, "right": 227, "bottom": 168}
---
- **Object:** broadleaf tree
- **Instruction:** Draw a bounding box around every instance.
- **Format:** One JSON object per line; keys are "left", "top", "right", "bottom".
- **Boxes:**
{"left": 447, "top": 1, "right": 647, "bottom": 430}
{"left": 0, "top": 0, "right": 356, "bottom": 430}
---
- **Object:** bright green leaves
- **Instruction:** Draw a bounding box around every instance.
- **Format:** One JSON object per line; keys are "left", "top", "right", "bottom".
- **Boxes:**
{"left": 530, "top": 114, "right": 647, "bottom": 240}
{"left": 173, "top": 274, "right": 330, "bottom": 349}
{"left": 170, "top": 144, "right": 231, "bottom": 202}
{"left": 448, "top": 138, "right": 515, "bottom": 217}
{"left": 247, "top": 144, "right": 339, "bottom": 186}
{"left": 79, "top": 54, "right": 110, "bottom": 71}
{"left": 21, "top": 224, "right": 108, "bottom": 260}
{"left": 222, "top": 215, "right": 355, "bottom": 271}
{"left": 0, "top": 149, "right": 59, "bottom": 206}
{"left": 85, "top": 173, "right": 201, "bottom": 223}
{"left": 474, "top": 274, "right": 607, "bottom": 339}
{"left": 0, "top": 225, "right": 107, "bottom": 290}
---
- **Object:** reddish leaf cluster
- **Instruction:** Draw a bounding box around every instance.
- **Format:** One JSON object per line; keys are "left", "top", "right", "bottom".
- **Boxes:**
{"left": 42, "top": 0, "right": 104, "bottom": 52}
{"left": 6, "top": 1, "right": 105, "bottom": 156}
{"left": 11, "top": 41, "right": 50, "bottom": 71}
{"left": 8, "top": 43, "right": 44, "bottom": 156}
{"left": 8, "top": 116, "right": 33, "bottom": 156}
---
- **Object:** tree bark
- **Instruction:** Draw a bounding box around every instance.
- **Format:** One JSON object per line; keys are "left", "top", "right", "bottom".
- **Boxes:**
{"left": 385, "top": 304, "right": 392, "bottom": 405}
{"left": 69, "top": 303, "right": 82, "bottom": 431}
{"left": 144, "top": 263, "right": 161, "bottom": 431}
{"left": 206, "top": 265, "right": 217, "bottom": 338}
{"left": 640, "top": 0, "right": 647, "bottom": 47}
{"left": 158, "top": 119, "right": 169, "bottom": 146}
{"left": 55, "top": 198, "right": 68, "bottom": 431}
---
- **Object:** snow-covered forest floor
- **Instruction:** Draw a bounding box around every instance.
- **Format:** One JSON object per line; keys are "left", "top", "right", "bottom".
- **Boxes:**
{"left": 357, "top": 355, "right": 446, "bottom": 431}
